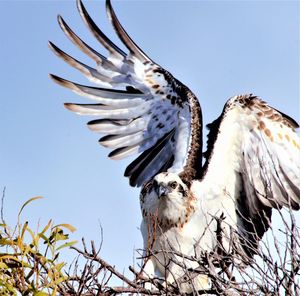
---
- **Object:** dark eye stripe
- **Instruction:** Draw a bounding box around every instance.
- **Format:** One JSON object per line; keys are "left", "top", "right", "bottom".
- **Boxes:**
{"left": 152, "top": 179, "right": 159, "bottom": 193}
{"left": 178, "top": 184, "right": 187, "bottom": 197}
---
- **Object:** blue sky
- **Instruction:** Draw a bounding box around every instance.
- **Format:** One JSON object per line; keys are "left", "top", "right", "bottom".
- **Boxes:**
{"left": 1, "top": 0, "right": 299, "bottom": 280}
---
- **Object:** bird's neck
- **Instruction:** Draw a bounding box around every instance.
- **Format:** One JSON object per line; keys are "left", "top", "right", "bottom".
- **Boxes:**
{"left": 142, "top": 192, "right": 196, "bottom": 230}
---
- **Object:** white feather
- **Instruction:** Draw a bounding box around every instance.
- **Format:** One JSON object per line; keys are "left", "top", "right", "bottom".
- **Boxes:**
{"left": 88, "top": 118, "right": 146, "bottom": 134}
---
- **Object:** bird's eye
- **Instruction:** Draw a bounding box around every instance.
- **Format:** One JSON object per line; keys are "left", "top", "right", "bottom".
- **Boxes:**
{"left": 169, "top": 181, "right": 177, "bottom": 189}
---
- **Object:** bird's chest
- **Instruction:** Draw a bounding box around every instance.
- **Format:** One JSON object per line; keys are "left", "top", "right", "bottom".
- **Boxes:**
{"left": 153, "top": 224, "right": 195, "bottom": 253}
{"left": 141, "top": 196, "right": 196, "bottom": 252}
{"left": 191, "top": 181, "right": 240, "bottom": 252}
{"left": 149, "top": 222, "right": 198, "bottom": 273}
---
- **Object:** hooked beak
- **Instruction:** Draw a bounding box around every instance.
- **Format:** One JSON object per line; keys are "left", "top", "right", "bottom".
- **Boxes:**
{"left": 158, "top": 185, "right": 169, "bottom": 199}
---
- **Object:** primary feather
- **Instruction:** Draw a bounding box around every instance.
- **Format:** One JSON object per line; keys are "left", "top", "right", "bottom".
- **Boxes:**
{"left": 50, "top": 0, "right": 202, "bottom": 187}
{"left": 51, "top": 1, "right": 300, "bottom": 292}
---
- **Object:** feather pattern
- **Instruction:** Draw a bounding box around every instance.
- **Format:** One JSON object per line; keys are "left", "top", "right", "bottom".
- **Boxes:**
{"left": 87, "top": 118, "right": 146, "bottom": 134}
{"left": 50, "top": 0, "right": 202, "bottom": 187}
{"left": 57, "top": 15, "right": 117, "bottom": 70}
{"left": 51, "top": 1, "right": 300, "bottom": 284}
{"left": 49, "top": 42, "right": 113, "bottom": 86}
{"left": 194, "top": 94, "right": 300, "bottom": 256}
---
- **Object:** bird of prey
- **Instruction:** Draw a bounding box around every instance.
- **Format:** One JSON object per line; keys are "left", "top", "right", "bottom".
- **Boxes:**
{"left": 50, "top": 0, "right": 300, "bottom": 291}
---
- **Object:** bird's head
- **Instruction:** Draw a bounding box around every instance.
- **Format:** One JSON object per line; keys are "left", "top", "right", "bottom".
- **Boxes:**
{"left": 153, "top": 172, "right": 188, "bottom": 201}
{"left": 141, "top": 172, "right": 195, "bottom": 229}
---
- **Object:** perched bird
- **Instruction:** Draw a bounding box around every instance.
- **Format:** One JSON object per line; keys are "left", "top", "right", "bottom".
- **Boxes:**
{"left": 50, "top": 0, "right": 300, "bottom": 292}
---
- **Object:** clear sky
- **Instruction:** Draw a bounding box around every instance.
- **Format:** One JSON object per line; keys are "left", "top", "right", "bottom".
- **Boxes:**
{"left": 1, "top": 0, "right": 299, "bottom": 281}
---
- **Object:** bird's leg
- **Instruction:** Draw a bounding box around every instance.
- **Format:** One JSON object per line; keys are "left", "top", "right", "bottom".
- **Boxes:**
{"left": 140, "top": 256, "right": 159, "bottom": 291}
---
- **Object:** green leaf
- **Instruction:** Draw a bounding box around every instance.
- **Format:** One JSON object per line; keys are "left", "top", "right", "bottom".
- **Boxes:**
{"left": 40, "top": 233, "right": 48, "bottom": 243}
{"left": 48, "top": 228, "right": 69, "bottom": 244}
{"left": 53, "top": 232, "right": 69, "bottom": 242}
{"left": 56, "top": 240, "right": 78, "bottom": 251}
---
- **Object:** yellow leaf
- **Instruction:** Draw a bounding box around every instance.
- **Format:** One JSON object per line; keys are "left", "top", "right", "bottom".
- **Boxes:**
{"left": 54, "top": 276, "right": 67, "bottom": 285}
{"left": 35, "top": 220, "right": 52, "bottom": 246}
{"left": 26, "top": 227, "right": 37, "bottom": 247}
{"left": 0, "top": 255, "right": 31, "bottom": 268}
{"left": 54, "top": 262, "right": 66, "bottom": 270}
{"left": 18, "top": 196, "right": 44, "bottom": 219}
{"left": 52, "top": 223, "right": 76, "bottom": 233}
{"left": 39, "top": 220, "right": 53, "bottom": 236}
{"left": 0, "top": 255, "right": 22, "bottom": 262}
{"left": 21, "top": 221, "right": 28, "bottom": 240}
{"left": 51, "top": 287, "right": 57, "bottom": 296}
{"left": 17, "top": 221, "right": 28, "bottom": 250}
{"left": 34, "top": 292, "right": 49, "bottom": 296}
{"left": 0, "top": 238, "right": 17, "bottom": 246}
{"left": 0, "top": 261, "right": 8, "bottom": 268}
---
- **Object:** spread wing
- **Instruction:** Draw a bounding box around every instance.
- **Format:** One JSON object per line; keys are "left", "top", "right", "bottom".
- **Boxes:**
{"left": 49, "top": 0, "right": 202, "bottom": 187}
{"left": 202, "top": 94, "right": 300, "bottom": 255}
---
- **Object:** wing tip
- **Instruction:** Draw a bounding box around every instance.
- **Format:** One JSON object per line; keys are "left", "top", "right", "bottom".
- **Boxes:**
{"left": 124, "top": 167, "right": 139, "bottom": 187}
{"left": 64, "top": 102, "right": 74, "bottom": 110}
{"left": 105, "top": 0, "right": 113, "bottom": 20}
{"left": 76, "top": 0, "right": 83, "bottom": 12}
{"left": 64, "top": 103, "right": 82, "bottom": 115}
{"left": 76, "top": 0, "right": 90, "bottom": 25}
{"left": 57, "top": 14, "right": 68, "bottom": 32}
{"left": 98, "top": 135, "right": 113, "bottom": 147}
{"left": 48, "top": 40, "right": 60, "bottom": 55}
{"left": 87, "top": 121, "right": 97, "bottom": 132}
{"left": 49, "top": 73, "right": 63, "bottom": 84}
{"left": 49, "top": 74, "right": 71, "bottom": 89}
{"left": 57, "top": 14, "right": 63, "bottom": 24}
{"left": 104, "top": 0, "right": 149, "bottom": 62}
{"left": 105, "top": 0, "right": 112, "bottom": 10}
{"left": 108, "top": 147, "right": 121, "bottom": 160}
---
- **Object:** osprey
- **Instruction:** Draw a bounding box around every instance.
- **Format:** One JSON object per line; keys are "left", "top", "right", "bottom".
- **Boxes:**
{"left": 50, "top": 0, "right": 300, "bottom": 291}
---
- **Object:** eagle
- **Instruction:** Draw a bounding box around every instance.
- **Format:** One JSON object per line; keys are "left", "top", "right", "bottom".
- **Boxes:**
{"left": 50, "top": 0, "right": 300, "bottom": 292}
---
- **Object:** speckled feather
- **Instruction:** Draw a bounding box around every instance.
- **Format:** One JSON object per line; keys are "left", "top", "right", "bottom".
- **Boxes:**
{"left": 139, "top": 95, "right": 299, "bottom": 282}
{"left": 50, "top": 0, "right": 202, "bottom": 187}
{"left": 50, "top": 1, "right": 300, "bottom": 290}
{"left": 194, "top": 94, "right": 300, "bottom": 257}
